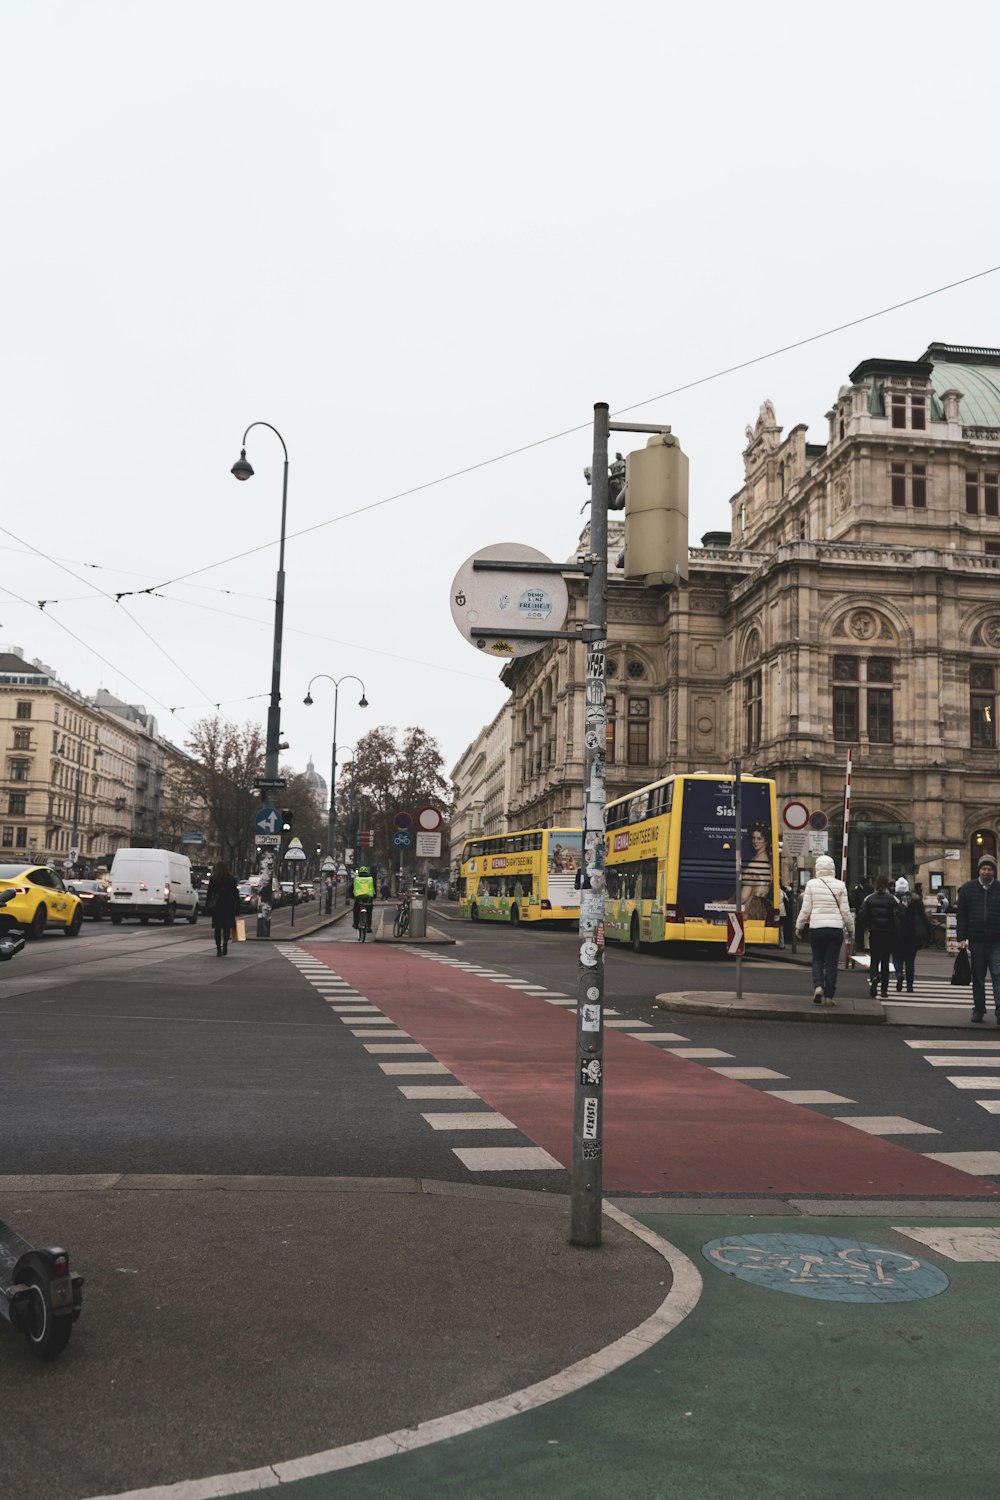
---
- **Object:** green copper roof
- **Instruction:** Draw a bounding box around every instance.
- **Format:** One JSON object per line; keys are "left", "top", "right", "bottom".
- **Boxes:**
{"left": 928, "top": 357, "right": 1000, "bottom": 428}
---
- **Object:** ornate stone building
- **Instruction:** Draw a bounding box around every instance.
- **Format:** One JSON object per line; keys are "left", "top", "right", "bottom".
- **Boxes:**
{"left": 497, "top": 342, "right": 1000, "bottom": 897}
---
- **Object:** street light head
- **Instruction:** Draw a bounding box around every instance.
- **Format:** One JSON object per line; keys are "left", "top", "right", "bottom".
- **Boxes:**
{"left": 359, "top": 694, "right": 368, "bottom": 709}
{"left": 231, "top": 449, "right": 254, "bottom": 482}
{"left": 303, "top": 693, "right": 313, "bottom": 706}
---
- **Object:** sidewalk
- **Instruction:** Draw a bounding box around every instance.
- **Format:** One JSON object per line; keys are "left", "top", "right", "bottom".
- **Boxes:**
{"left": 5, "top": 1179, "right": 999, "bottom": 1500}
{"left": 655, "top": 944, "right": 966, "bottom": 1026}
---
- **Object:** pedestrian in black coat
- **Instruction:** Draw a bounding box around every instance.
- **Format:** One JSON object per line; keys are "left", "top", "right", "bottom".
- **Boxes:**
{"left": 207, "top": 861, "right": 240, "bottom": 957}
{"left": 891, "top": 877, "right": 933, "bottom": 993}
{"left": 857, "top": 875, "right": 898, "bottom": 998}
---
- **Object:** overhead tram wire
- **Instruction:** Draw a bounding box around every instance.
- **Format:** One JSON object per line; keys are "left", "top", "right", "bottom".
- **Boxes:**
{"left": 0, "top": 519, "right": 238, "bottom": 720}
{"left": 111, "top": 261, "right": 1000, "bottom": 599}
{"left": 0, "top": 578, "right": 194, "bottom": 733}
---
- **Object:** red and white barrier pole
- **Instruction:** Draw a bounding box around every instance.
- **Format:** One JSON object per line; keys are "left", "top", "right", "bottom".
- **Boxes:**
{"left": 841, "top": 748, "right": 852, "bottom": 881}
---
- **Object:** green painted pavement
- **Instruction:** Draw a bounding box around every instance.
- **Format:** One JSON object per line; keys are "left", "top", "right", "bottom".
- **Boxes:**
{"left": 255, "top": 1215, "right": 999, "bottom": 1500}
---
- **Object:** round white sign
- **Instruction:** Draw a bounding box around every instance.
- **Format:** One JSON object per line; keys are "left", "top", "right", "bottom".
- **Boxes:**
{"left": 450, "top": 543, "right": 569, "bottom": 659}
{"left": 782, "top": 801, "right": 810, "bottom": 831}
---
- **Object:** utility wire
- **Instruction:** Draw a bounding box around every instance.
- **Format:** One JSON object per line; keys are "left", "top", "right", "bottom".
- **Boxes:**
{"left": 113, "top": 261, "right": 1000, "bottom": 595}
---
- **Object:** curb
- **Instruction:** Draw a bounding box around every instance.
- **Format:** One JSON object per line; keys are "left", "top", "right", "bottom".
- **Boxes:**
{"left": 654, "top": 995, "right": 885, "bottom": 1025}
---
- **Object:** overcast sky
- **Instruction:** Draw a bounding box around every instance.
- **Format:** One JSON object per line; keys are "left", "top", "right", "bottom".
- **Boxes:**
{"left": 3, "top": 1, "right": 998, "bottom": 788}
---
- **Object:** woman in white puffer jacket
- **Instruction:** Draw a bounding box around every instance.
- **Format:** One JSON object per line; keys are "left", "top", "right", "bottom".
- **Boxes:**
{"left": 795, "top": 853, "right": 855, "bottom": 1006}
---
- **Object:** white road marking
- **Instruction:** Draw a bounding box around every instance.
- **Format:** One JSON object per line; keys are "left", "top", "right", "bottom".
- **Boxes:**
{"left": 628, "top": 1032, "right": 691, "bottom": 1042}
{"left": 667, "top": 1047, "right": 734, "bottom": 1060}
{"left": 363, "top": 1044, "right": 428, "bottom": 1054}
{"left": 892, "top": 1226, "right": 1000, "bottom": 1261}
{"left": 977, "top": 1101, "right": 1000, "bottom": 1114}
{"left": 946, "top": 1076, "right": 1000, "bottom": 1088}
{"left": 378, "top": 1063, "right": 451, "bottom": 1075}
{"left": 905, "top": 1039, "right": 1000, "bottom": 1049}
{"left": 421, "top": 1113, "right": 516, "bottom": 1131}
{"left": 709, "top": 1066, "right": 789, "bottom": 1080}
{"left": 766, "top": 1089, "right": 856, "bottom": 1104}
{"left": 920, "top": 1056, "right": 1000, "bottom": 1066}
{"left": 834, "top": 1115, "right": 941, "bottom": 1135}
{"left": 922, "top": 1150, "right": 1000, "bottom": 1174}
{"left": 398, "top": 1086, "right": 478, "bottom": 1100}
{"left": 351, "top": 1029, "right": 411, "bottom": 1038}
{"left": 451, "top": 1147, "right": 563, "bottom": 1170}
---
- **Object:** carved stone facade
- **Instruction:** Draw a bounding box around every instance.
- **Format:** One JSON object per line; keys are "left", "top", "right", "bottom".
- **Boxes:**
{"left": 487, "top": 343, "right": 1000, "bottom": 896}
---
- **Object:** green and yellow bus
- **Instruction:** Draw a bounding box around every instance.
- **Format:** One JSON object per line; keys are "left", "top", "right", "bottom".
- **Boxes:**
{"left": 604, "top": 772, "right": 779, "bottom": 948}
{"left": 458, "top": 827, "right": 583, "bottom": 925}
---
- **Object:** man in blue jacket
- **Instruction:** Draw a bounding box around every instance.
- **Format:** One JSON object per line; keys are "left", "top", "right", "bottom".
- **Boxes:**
{"left": 956, "top": 853, "right": 1000, "bottom": 1023}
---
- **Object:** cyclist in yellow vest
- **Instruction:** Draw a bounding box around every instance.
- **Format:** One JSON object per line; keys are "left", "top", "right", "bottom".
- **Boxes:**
{"left": 352, "top": 867, "right": 375, "bottom": 930}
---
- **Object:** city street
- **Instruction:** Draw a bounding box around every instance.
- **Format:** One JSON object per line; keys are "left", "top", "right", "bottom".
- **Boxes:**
{"left": 1, "top": 909, "right": 999, "bottom": 1498}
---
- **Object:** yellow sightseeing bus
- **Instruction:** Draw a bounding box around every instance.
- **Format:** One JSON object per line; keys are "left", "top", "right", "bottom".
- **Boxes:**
{"left": 458, "top": 827, "right": 583, "bottom": 925}
{"left": 604, "top": 772, "right": 780, "bottom": 949}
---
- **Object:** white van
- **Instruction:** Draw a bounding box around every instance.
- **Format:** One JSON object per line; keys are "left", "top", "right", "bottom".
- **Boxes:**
{"left": 109, "top": 848, "right": 199, "bottom": 925}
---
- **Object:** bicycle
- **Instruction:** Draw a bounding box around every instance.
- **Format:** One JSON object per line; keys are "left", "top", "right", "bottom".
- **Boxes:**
{"left": 356, "top": 900, "right": 373, "bottom": 943}
{"left": 393, "top": 895, "right": 411, "bottom": 939}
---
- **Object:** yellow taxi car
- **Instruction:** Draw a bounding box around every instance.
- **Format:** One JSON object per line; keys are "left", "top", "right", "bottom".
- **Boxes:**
{"left": 0, "top": 863, "right": 83, "bottom": 939}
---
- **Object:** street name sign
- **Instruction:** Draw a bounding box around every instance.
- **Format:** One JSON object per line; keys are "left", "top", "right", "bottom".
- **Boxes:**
{"left": 254, "top": 777, "right": 287, "bottom": 790}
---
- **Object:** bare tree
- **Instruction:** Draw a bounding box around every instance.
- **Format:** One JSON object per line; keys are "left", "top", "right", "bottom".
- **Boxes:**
{"left": 185, "top": 717, "right": 265, "bottom": 875}
{"left": 347, "top": 726, "right": 452, "bottom": 886}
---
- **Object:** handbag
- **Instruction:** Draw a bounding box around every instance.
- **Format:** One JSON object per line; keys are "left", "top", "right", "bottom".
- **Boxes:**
{"left": 951, "top": 947, "right": 972, "bottom": 986}
{"left": 233, "top": 917, "right": 246, "bottom": 943}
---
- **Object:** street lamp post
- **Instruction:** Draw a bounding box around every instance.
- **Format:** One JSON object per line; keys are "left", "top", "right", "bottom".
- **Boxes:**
{"left": 303, "top": 676, "right": 368, "bottom": 863}
{"left": 231, "top": 423, "right": 289, "bottom": 929}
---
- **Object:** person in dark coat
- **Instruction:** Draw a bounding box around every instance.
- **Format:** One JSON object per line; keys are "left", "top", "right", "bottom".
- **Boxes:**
{"left": 890, "top": 877, "right": 933, "bottom": 993}
{"left": 207, "top": 861, "right": 240, "bottom": 957}
{"left": 956, "top": 853, "right": 1000, "bottom": 1023}
{"left": 856, "top": 875, "right": 897, "bottom": 999}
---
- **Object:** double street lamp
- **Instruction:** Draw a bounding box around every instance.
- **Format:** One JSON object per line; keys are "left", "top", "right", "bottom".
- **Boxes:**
{"left": 303, "top": 676, "right": 368, "bottom": 861}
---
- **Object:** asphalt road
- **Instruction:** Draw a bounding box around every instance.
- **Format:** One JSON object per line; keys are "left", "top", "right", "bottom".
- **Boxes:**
{"left": 0, "top": 907, "right": 992, "bottom": 1181}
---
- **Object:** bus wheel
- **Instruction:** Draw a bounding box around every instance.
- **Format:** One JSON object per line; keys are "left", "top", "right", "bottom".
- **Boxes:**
{"left": 630, "top": 916, "right": 641, "bottom": 953}
{"left": 509, "top": 905, "right": 520, "bottom": 926}
{"left": 470, "top": 904, "right": 479, "bottom": 922}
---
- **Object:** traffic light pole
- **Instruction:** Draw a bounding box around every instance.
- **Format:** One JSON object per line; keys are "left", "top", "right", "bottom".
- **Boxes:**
{"left": 571, "top": 406, "right": 678, "bottom": 1250}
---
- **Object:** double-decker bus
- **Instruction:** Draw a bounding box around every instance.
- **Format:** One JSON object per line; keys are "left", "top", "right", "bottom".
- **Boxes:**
{"left": 604, "top": 772, "right": 779, "bottom": 948}
{"left": 458, "top": 827, "right": 583, "bottom": 925}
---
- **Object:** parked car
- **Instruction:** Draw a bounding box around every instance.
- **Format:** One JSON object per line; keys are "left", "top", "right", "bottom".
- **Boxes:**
{"left": 237, "top": 882, "right": 258, "bottom": 912}
{"left": 0, "top": 863, "right": 83, "bottom": 939}
{"left": 66, "top": 879, "right": 112, "bottom": 920}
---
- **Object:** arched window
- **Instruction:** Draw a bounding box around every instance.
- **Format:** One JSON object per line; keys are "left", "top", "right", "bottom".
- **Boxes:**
{"left": 778, "top": 461, "right": 785, "bottom": 497}
{"left": 970, "top": 829, "right": 997, "bottom": 866}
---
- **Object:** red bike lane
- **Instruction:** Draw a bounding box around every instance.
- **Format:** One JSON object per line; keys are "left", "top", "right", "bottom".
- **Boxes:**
{"left": 306, "top": 945, "right": 1000, "bottom": 1199}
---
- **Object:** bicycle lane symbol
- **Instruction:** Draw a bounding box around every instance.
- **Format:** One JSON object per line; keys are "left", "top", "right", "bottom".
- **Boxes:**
{"left": 702, "top": 1233, "right": 950, "bottom": 1303}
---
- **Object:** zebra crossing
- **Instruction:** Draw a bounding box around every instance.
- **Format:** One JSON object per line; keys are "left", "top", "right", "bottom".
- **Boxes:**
{"left": 276, "top": 945, "right": 563, "bottom": 1175}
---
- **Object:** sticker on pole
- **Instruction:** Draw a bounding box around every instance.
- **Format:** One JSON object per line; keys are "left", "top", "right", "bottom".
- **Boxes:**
{"left": 450, "top": 542, "right": 568, "bottom": 659}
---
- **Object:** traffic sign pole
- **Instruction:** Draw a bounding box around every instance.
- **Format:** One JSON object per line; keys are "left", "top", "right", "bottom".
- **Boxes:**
{"left": 733, "top": 758, "right": 743, "bottom": 1000}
